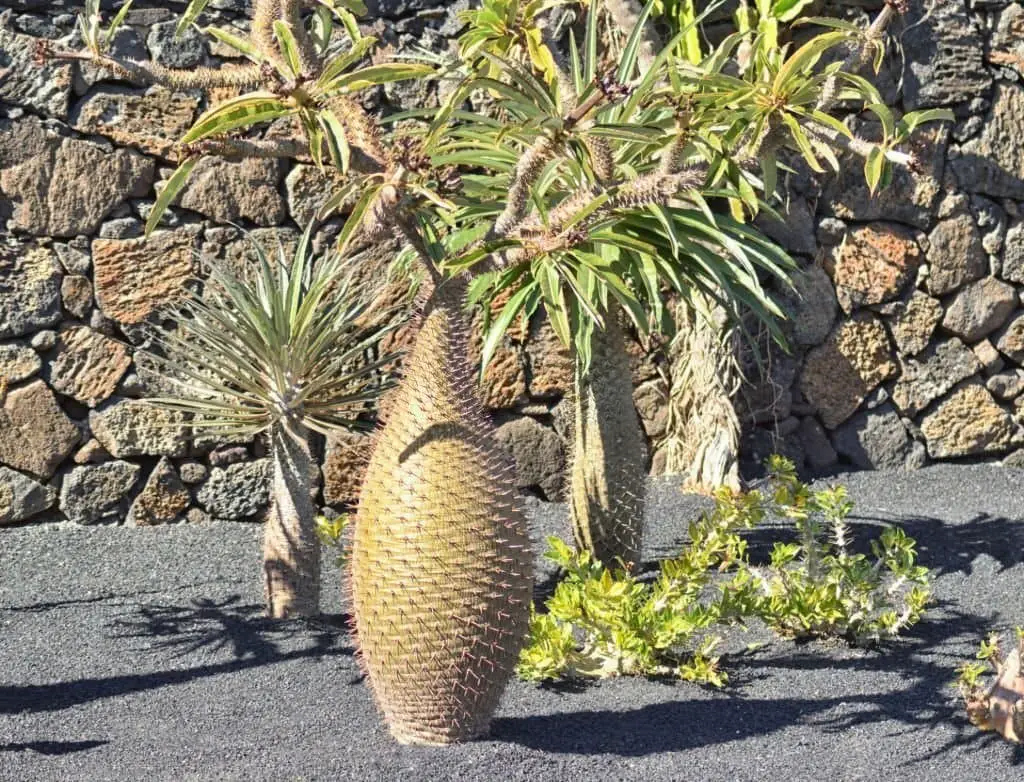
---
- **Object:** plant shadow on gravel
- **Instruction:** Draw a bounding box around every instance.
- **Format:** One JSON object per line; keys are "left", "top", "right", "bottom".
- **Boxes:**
{"left": 0, "top": 740, "right": 109, "bottom": 756}
{"left": 0, "top": 596, "right": 353, "bottom": 716}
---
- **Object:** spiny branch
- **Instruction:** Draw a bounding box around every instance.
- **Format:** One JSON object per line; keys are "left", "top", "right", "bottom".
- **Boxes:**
{"left": 42, "top": 42, "right": 265, "bottom": 89}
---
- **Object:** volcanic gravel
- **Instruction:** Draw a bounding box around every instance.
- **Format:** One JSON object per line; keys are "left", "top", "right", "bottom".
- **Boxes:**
{"left": 2, "top": 464, "right": 1024, "bottom": 781}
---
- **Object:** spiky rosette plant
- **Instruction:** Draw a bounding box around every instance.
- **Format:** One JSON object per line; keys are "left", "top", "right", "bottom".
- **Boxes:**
{"left": 350, "top": 279, "right": 534, "bottom": 745}
{"left": 146, "top": 228, "right": 397, "bottom": 619}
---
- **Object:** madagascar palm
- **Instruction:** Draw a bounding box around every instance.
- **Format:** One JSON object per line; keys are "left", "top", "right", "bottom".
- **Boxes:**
{"left": 146, "top": 228, "right": 396, "bottom": 618}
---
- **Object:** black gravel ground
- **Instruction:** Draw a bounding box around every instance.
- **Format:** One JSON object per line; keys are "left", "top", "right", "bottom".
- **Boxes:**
{"left": 3, "top": 464, "right": 1024, "bottom": 781}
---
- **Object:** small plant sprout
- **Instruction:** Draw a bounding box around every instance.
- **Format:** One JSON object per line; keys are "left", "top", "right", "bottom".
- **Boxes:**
{"left": 957, "top": 628, "right": 1024, "bottom": 745}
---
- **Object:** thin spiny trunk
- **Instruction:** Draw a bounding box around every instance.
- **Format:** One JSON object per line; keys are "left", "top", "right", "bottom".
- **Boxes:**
{"left": 569, "top": 318, "right": 648, "bottom": 570}
{"left": 263, "top": 420, "right": 320, "bottom": 618}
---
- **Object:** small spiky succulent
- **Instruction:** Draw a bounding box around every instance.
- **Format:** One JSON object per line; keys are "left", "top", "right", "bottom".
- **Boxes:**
{"left": 147, "top": 228, "right": 396, "bottom": 618}
{"left": 350, "top": 284, "right": 534, "bottom": 745}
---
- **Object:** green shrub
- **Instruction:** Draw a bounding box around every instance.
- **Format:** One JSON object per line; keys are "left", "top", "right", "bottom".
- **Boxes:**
{"left": 518, "top": 489, "right": 763, "bottom": 686}
{"left": 518, "top": 456, "right": 933, "bottom": 685}
{"left": 747, "top": 456, "right": 932, "bottom": 646}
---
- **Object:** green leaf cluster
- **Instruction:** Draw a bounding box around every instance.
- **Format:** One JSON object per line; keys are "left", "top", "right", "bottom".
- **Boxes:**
{"left": 519, "top": 456, "right": 933, "bottom": 685}
{"left": 144, "top": 227, "right": 399, "bottom": 438}
{"left": 517, "top": 489, "right": 763, "bottom": 685}
{"left": 315, "top": 513, "right": 352, "bottom": 567}
{"left": 748, "top": 456, "right": 932, "bottom": 646}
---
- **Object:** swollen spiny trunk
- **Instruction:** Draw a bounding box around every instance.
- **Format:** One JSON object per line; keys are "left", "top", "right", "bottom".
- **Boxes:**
{"left": 263, "top": 421, "right": 320, "bottom": 618}
{"left": 350, "top": 286, "right": 534, "bottom": 746}
{"left": 660, "top": 295, "right": 742, "bottom": 493}
{"left": 569, "top": 318, "right": 648, "bottom": 570}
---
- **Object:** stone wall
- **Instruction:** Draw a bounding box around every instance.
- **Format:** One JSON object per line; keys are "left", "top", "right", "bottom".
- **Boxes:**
{"left": 1, "top": 0, "right": 1023, "bottom": 528}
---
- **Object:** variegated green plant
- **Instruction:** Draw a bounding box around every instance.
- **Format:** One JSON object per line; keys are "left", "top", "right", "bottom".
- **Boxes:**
{"left": 145, "top": 227, "right": 397, "bottom": 618}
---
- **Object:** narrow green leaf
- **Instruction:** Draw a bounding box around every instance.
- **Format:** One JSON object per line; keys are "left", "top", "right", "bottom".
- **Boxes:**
{"left": 273, "top": 19, "right": 303, "bottom": 78}
{"left": 180, "top": 92, "right": 293, "bottom": 144}
{"left": 176, "top": 0, "right": 212, "bottom": 36}
{"left": 482, "top": 282, "right": 537, "bottom": 371}
{"left": 203, "top": 25, "right": 263, "bottom": 61}
{"left": 146, "top": 158, "right": 197, "bottom": 237}
{"left": 104, "top": 0, "right": 135, "bottom": 47}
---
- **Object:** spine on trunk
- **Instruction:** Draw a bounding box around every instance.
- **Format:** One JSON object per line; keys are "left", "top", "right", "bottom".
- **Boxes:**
{"left": 350, "top": 288, "right": 534, "bottom": 745}
{"left": 569, "top": 318, "right": 648, "bottom": 570}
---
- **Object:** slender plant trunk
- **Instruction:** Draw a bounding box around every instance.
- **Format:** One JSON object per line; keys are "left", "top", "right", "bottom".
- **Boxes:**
{"left": 263, "top": 420, "right": 320, "bottom": 619}
{"left": 660, "top": 294, "right": 742, "bottom": 493}
{"left": 351, "top": 284, "right": 534, "bottom": 745}
{"left": 569, "top": 317, "right": 648, "bottom": 570}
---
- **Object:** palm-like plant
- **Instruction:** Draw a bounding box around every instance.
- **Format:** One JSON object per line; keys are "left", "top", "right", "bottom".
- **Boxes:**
{"left": 146, "top": 229, "right": 397, "bottom": 619}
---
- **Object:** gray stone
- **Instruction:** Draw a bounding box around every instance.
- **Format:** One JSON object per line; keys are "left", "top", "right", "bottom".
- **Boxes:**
{"left": 60, "top": 274, "right": 93, "bottom": 320}
{"left": 900, "top": 0, "right": 992, "bottom": 110}
{"left": 0, "top": 116, "right": 154, "bottom": 237}
{"left": 177, "top": 156, "right": 287, "bottom": 226}
{"left": 178, "top": 460, "right": 208, "bottom": 484}
{"left": 832, "top": 404, "right": 916, "bottom": 471}
{"left": 0, "top": 380, "right": 80, "bottom": 479}
{"left": 816, "top": 218, "right": 846, "bottom": 246}
{"left": 799, "top": 314, "right": 897, "bottom": 429}
{"left": 98, "top": 217, "right": 144, "bottom": 240}
{"left": 798, "top": 417, "right": 837, "bottom": 472}
{"left": 971, "top": 195, "right": 1007, "bottom": 257}
{"left": 892, "top": 339, "right": 982, "bottom": 416}
{"left": 920, "top": 383, "right": 1016, "bottom": 458}
{"left": 48, "top": 326, "right": 131, "bottom": 407}
{"left": 987, "top": 371, "right": 1024, "bottom": 401}
{"left": 196, "top": 459, "right": 271, "bottom": 519}
{"left": 996, "top": 312, "right": 1024, "bottom": 365}
{"left": 53, "top": 242, "right": 90, "bottom": 275}
{"left": 73, "top": 439, "right": 110, "bottom": 465}
{"left": 146, "top": 20, "right": 206, "bottom": 68}
{"left": 89, "top": 399, "right": 189, "bottom": 458}
{"left": 493, "top": 416, "right": 566, "bottom": 501}
{"left": 29, "top": 330, "right": 56, "bottom": 352}
{"left": 632, "top": 379, "right": 668, "bottom": 440}
{"left": 127, "top": 458, "right": 191, "bottom": 526}
{"left": 778, "top": 264, "right": 838, "bottom": 347}
{"left": 0, "top": 465, "right": 56, "bottom": 525}
{"left": 952, "top": 84, "right": 1024, "bottom": 199}
{"left": 886, "top": 292, "right": 943, "bottom": 357}
{"left": 973, "top": 339, "right": 1006, "bottom": 375}
{"left": 0, "top": 24, "right": 73, "bottom": 118}
{"left": 990, "top": 3, "right": 1024, "bottom": 78}
{"left": 941, "top": 277, "right": 1017, "bottom": 342}
{"left": 755, "top": 196, "right": 816, "bottom": 256}
{"left": 0, "top": 342, "right": 41, "bottom": 383}
{"left": 0, "top": 239, "right": 62, "bottom": 339}
{"left": 926, "top": 212, "right": 988, "bottom": 296}
{"left": 739, "top": 428, "right": 805, "bottom": 479}
{"left": 60, "top": 461, "right": 140, "bottom": 524}
{"left": 285, "top": 165, "right": 336, "bottom": 228}
{"left": 209, "top": 446, "right": 250, "bottom": 467}
{"left": 1002, "top": 221, "right": 1024, "bottom": 284}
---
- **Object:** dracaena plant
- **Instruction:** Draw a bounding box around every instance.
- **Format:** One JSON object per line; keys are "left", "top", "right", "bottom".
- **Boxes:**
{"left": 144, "top": 227, "right": 398, "bottom": 619}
